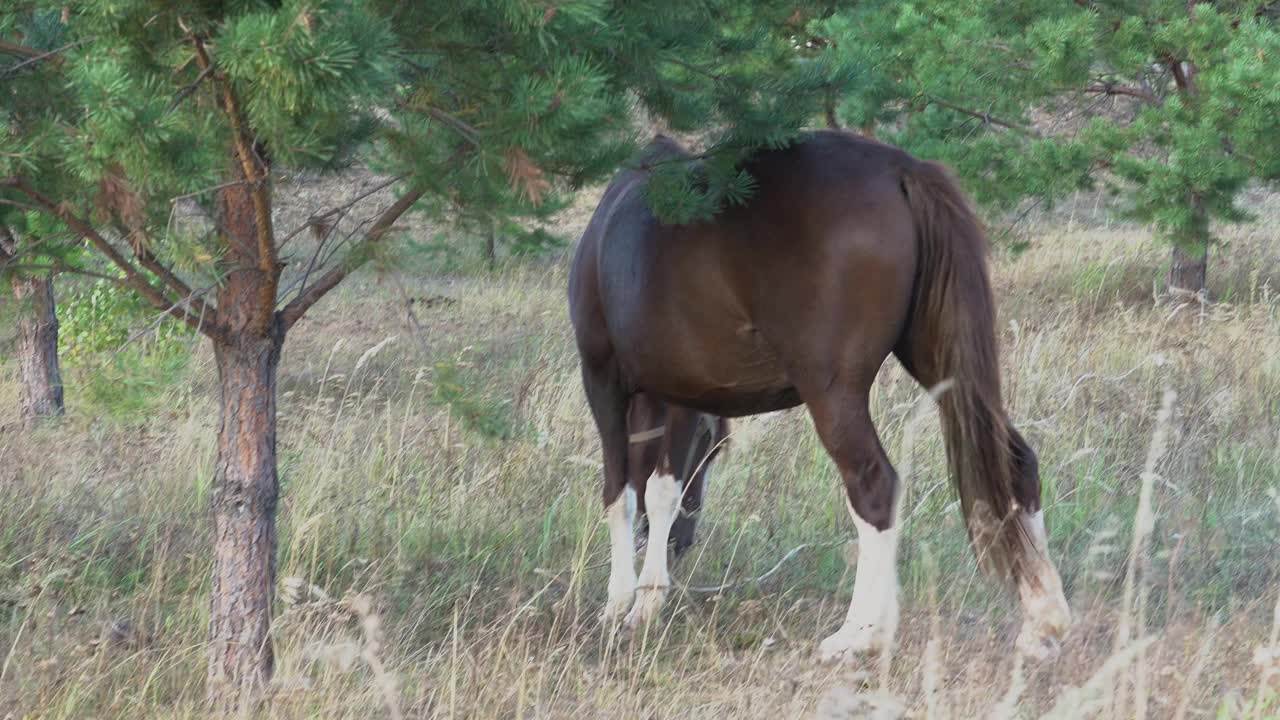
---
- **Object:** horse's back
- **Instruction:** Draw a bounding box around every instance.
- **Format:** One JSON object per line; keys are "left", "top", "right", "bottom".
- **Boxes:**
{"left": 571, "top": 131, "right": 920, "bottom": 416}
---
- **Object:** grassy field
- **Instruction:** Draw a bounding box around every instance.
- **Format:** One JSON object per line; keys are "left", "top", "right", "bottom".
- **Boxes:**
{"left": 2, "top": 174, "right": 1279, "bottom": 719}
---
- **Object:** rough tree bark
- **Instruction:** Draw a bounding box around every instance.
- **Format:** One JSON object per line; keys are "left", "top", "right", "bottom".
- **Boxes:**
{"left": 205, "top": 163, "right": 284, "bottom": 703}
{"left": 1168, "top": 243, "right": 1208, "bottom": 294}
{"left": 1, "top": 227, "right": 64, "bottom": 425}
{"left": 206, "top": 330, "right": 282, "bottom": 700}
{"left": 11, "top": 274, "right": 65, "bottom": 423}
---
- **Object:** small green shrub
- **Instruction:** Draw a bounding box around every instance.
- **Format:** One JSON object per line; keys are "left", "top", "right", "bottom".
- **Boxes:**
{"left": 58, "top": 274, "right": 196, "bottom": 418}
{"left": 59, "top": 275, "right": 193, "bottom": 364}
{"left": 499, "top": 223, "right": 566, "bottom": 259}
{"left": 432, "top": 356, "right": 514, "bottom": 440}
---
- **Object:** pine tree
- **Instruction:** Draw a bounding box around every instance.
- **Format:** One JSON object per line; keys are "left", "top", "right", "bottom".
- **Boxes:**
{"left": 2, "top": 0, "right": 836, "bottom": 706}
{"left": 813, "top": 0, "right": 1280, "bottom": 294}
{"left": 1, "top": 9, "right": 67, "bottom": 424}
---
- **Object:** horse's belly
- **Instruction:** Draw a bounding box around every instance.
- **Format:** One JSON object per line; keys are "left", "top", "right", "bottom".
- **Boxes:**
{"left": 624, "top": 327, "right": 799, "bottom": 417}
{"left": 675, "top": 386, "right": 803, "bottom": 418}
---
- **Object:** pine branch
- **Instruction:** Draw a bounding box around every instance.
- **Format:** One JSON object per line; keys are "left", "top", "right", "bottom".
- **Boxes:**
{"left": 0, "top": 225, "right": 64, "bottom": 268}
{"left": 0, "top": 40, "right": 42, "bottom": 59}
{"left": 2, "top": 176, "right": 228, "bottom": 342}
{"left": 925, "top": 96, "right": 1037, "bottom": 135}
{"left": 0, "top": 198, "right": 43, "bottom": 213}
{"left": 1085, "top": 83, "right": 1161, "bottom": 105}
{"left": 396, "top": 99, "right": 481, "bottom": 146}
{"left": 0, "top": 39, "right": 86, "bottom": 78}
{"left": 427, "top": 107, "right": 481, "bottom": 145}
{"left": 279, "top": 187, "right": 424, "bottom": 330}
{"left": 165, "top": 63, "right": 215, "bottom": 116}
{"left": 191, "top": 36, "right": 279, "bottom": 338}
{"left": 1, "top": 262, "right": 138, "bottom": 286}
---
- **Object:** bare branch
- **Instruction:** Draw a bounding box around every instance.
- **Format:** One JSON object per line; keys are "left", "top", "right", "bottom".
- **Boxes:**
{"left": 276, "top": 174, "right": 407, "bottom": 250}
{"left": 1085, "top": 83, "right": 1161, "bottom": 105}
{"left": 279, "top": 187, "right": 424, "bottom": 330}
{"left": 285, "top": 208, "right": 370, "bottom": 303}
{"left": 2, "top": 176, "right": 228, "bottom": 342}
{"left": 168, "top": 179, "right": 250, "bottom": 204}
{"left": 116, "top": 286, "right": 217, "bottom": 353}
{"left": 924, "top": 96, "right": 1038, "bottom": 135}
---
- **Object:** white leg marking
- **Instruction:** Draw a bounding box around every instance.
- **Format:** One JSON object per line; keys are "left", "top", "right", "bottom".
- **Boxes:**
{"left": 818, "top": 502, "right": 900, "bottom": 662}
{"left": 625, "top": 472, "right": 679, "bottom": 629}
{"left": 1015, "top": 510, "right": 1071, "bottom": 660}
{"left": 601, "top": 489, "right": 637, "bottom": 622}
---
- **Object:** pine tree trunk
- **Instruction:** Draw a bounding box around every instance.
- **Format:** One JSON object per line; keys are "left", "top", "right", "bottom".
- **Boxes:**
{"left": 10, "top": 273, "right": 64, "bottom": 424}
{"left": 206, "top": 334, "right": 282, "bottom": 705}
{"left": 205, "top": 170, "right": 284, "bottom": 706}
{"left": 2, "top": 225, "right": 65, "bottom": 426}
{"left": 1168, "top": 244, "right": 1207, "bottom": 295}
{"left": 1168, "top": 192, "right": 1209, "bottom": 295}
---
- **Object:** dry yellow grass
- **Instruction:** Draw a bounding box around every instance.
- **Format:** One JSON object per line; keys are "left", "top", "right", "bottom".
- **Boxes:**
{"left": 1, "top": 177, "right": 1278, "bottom": 718}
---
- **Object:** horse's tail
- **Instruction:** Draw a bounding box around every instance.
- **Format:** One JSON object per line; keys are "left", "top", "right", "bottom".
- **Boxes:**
{"left": 897, "top": 159, "right": 1031, "bottom": 586}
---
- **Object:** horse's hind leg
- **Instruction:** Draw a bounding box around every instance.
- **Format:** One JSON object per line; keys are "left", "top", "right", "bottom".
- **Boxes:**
{"left": 1008, "top": 425, "right": 1071, "bottom": 659}
{"left": 805, "top": 389, "right": 902, "bottom": 661}
{"left": 669, "top": 455, "right": 706, "bottom": 557}
{"left": 895, "top": 349, "right": 1070, "bottom": 658}
{"left": 581, "top": 360, "right": 636, "bottom": 622}
{"left": 625, "top": 462, "right": 680, "bottom": 629}
{"left": 667, "top": 410, "right": 718, "bottom": 558}
{"left": 618, "top": 399, "right": 685, "bottom": 629}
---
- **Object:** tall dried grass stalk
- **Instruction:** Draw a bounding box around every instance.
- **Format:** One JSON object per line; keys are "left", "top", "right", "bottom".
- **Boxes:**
{"left": 1112, "top": 388, "right": 1176, "bottom": 718}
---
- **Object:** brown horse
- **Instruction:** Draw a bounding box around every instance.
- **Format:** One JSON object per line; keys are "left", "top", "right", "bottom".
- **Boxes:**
{"left": 627, "top": 392, "right": 728, "bottom": 557}
{"left": 569, "top": 130, "right": 1070, "bottom": 661}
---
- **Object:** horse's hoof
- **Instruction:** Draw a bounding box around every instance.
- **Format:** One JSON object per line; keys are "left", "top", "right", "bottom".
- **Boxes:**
{"left": 817, "top": 624, "right": 888, "bottom": 664}
{"left": 623, "top": 587, "right": 666, "bottom": 630}
{"left": 1016, "top": 624, "right": 1063, "bottom": 662}
{"left": 1015, "top": 592, "right": 1070, "bottom": 662}
{"left": 601, "top": 578, "right": 636, "bottom": 625}
{"left": 601, "top": 593, "right": 633, "bottom": 625}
